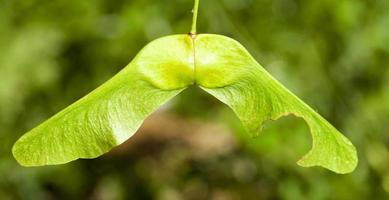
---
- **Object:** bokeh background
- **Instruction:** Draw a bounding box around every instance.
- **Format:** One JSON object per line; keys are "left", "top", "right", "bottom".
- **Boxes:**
{"left": 1, "top": 0, "right": 388, "bottom": 199}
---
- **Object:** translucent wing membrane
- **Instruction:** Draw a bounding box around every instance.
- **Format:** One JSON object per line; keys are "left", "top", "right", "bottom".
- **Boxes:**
{"left": 12, "top": 35, "right": 194, "bottom": 166}
{"left": 195, "top": 34, "right": 357, "bottom": 174}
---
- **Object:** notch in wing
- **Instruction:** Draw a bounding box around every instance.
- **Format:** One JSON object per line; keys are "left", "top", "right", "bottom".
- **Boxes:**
{"left": 195, "top": 34, "right": 357, "bottom": 174}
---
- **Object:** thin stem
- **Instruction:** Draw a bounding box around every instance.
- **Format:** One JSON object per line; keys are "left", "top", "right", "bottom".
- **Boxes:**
{"left": 190, "top": 0, "right": 200, "bottom": 34}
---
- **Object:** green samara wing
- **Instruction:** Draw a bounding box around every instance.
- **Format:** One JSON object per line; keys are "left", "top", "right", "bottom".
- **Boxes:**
{"left": 195, "top": 34, "right": 357, "bottom": 174}
{"left": 13, "top": 35, "right": 194, "bottom": 166}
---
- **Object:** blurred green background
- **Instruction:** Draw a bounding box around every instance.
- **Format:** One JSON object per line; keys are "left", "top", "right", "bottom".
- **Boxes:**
{"left": 1, "top": 0, "right": 388, "bottom": 199}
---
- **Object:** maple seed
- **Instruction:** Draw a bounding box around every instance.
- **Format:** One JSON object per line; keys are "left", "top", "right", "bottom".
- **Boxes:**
{"left": 12, "top": 0, "right": 357, "bottom": 174}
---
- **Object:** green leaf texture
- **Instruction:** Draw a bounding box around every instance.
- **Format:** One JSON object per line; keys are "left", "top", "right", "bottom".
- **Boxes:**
{"left": 12, "top": 35, "right": 194, "bottom": 166}
{"left": 13, "top": 34, "right": 357, "bottom": 173}
{"left": 196, "top": 35, "right": 357, "bottom": 174}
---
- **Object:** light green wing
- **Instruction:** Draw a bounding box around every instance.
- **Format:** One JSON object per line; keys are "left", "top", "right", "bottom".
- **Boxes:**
{"left": 195, "top": 34, "right": 357, "bottom": 174}
{"left": 13, "top": 35, "right": 194, "bottom": 166}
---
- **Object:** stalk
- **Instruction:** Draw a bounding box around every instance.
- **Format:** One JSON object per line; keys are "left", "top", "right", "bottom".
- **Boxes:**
{"left": 190, "top": 0, "right": 200, "bottom": 34}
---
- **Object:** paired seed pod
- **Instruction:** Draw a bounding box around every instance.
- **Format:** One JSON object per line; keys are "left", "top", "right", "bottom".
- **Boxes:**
{"left": 12, "top": 34, "right": 357, "bottom": 174}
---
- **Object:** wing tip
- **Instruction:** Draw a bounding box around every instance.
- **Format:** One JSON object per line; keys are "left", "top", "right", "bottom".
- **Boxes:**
{"left": 240, "top": 112, "right": 359, "bottom": 174}
{"left": 296, "top": 146, "right": 358, "bottom": 174}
